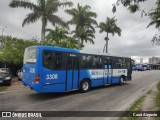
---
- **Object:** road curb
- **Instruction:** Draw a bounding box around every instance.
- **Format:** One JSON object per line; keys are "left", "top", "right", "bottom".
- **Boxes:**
{"left": 105, "top": 80, "right": 159, "bottom": 120}
{"left": 0, "top": 89, "right": 30, "bottom": 94}
{"left": 118, "top": 80, "right": 158, "bottom": 111}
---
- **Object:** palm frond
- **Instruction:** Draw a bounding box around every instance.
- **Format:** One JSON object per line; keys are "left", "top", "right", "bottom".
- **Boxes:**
{"left": 87, "top": 18, "right": 98, "bottom": 26}
{"left": 22, "top": 12, "right": 41, "bottom": 27}
{"left": 83, "top": 4, "right": 91, "bottom": 11}
{"left": 45, "top": 28, "right": 53, "bottom": 32}
{"left": 99, "top": 17, "right": 121, "bottom": 42}
{"left": 128, "top": 4, "right": 139, "bottom": 13}
{"left": 99, "top": 22, "right": 106, "bottom": 33}
{"left": 85, "top": 24, "right": 96, "bottom": 33}
{"left": 47, "top": 14, "right": 68, "bottom": 28}
{"left": 85, "top": 38, "right": 94, "bottom": 44}
{"left": 58, "top": 1, "right": 73, "bottom": 7}
{"left": 46, "top": 0, "right": 59, "bottom": 14}
{"left": 86, "top": 11, "right": 97, "bottom": 18}
{"left": 9, "top": 0, "right": 38, "bottom": 10}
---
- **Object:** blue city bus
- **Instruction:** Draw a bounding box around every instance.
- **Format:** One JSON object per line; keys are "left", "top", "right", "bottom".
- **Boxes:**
{"left": 135, "top": 64, "right": 147, "bottom": 71}
{"left": 22, "top": 46, "right": 132, "bottom": 93}
{"left": 147, "top": 64, "right": 152, "bottom": 70}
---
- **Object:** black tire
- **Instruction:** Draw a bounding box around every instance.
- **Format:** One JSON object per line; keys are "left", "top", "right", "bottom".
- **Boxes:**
{"left": 80, "top": 79, "right": 90, "bottom": 93}
{"left": 119, "top": 76, "right": 124, "bottom": 86}
{"left": 6, "top": 81, "right": 11, "bottom": 86}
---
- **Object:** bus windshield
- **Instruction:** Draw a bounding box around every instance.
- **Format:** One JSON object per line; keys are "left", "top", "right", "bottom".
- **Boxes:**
{"left": 23, "top": 47, "right": 37, "bottom": 64}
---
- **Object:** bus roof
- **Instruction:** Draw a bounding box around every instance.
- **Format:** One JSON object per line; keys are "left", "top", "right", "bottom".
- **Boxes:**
{"left": 80, "top": 50, "right": 130, "bottom": 58}
{"left": 29, "top": 46, "right": 130, "bottom": 58}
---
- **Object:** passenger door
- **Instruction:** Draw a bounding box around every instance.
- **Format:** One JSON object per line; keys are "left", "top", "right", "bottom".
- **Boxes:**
{"left": 66, "top": 53, "right": 79, "bottom": 91}
{"left": 103, "top": 57, "right": 112, "bottom": 84}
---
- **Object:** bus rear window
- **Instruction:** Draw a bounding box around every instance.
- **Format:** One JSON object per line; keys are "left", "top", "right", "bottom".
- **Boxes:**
{"left": 24, "top": 47, "right": 37, "bottom": 64}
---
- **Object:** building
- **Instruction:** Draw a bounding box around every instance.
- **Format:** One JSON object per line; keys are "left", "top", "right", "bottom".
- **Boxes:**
{"left": 131, "top": 56, "right": 150, "bottom": 64}
{"left": 149, "top": 57, "right": 160, "bottom": 64}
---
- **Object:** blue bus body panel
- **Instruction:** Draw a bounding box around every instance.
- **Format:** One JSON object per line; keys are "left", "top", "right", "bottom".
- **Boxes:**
{"left": 43, "top": 84, "right": 66, "bottom": 92}
{"left": 22, "top": 64, "right": 43, "bottom": 93}
{"left": 80, "top": 70, "right": 104, "bottom": 87}
{"left": 42, "top": 68, "right": 66, "bottom": 92}
{"left": 111, "top": 76, "right": 119, "bottom": 84}
{"left": 23, "top": 64, "right": 36, "bottom": 86}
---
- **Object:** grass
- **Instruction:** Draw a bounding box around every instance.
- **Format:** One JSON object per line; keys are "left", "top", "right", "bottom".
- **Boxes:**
{"left": 146, "top": 89, "right": 152, "bottom": 94}
{"left": 0, "top": 86, "right": 6, "bottom": 92}
{"left": 120, "top": 82, "right": 160, "bottom": 120}
{"left": 120, "top": 95, "right": 146, "bottom": 120}
{"left": 156, "top": 82, "right": 160, "bottom": 109}
{"left": 155, "top": 82, "right": 160, "bottom": 120}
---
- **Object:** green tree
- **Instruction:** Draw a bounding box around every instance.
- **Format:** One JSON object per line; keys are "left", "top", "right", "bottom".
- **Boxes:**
{"left": 58, "top": 38, "right": 79, "bottom": 49}
{"left": 45, "top": 27, "right": 79, "bottom": 48}
{"left": 72, "top": 26, "right": 95, "bottom": 47}
{"left": 46, "top": 26, "right": 68, "bottom": 44}
{"left": 112, "top": 0, "right": 147, "bottom": 13}
{"left": 0, "top": 36, "right": 39, "bottom": 65}
{"left": 147, "top": 0, "right": 160, "bottom": 45}
{"left": 99, "top": 17, "right": 121, "bottom": 53}
{"left": 66, "top": 3, "right": 97, "bottom": 47}
{"left": 44, "top": 36, "right": 79, "bottom": 49}
{"left": 9, "top": 0, "right": 73, "bottom": 42}
{"left": 147, "top": 0, "right": 160, "bottom": 29}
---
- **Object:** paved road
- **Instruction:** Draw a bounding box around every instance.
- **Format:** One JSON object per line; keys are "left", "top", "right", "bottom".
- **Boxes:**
{"left": 0, "top": 70, "right": 160, "bottom": 119}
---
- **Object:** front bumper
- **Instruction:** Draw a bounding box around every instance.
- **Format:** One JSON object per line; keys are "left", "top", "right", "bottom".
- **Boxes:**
{"left": 0, "top": 78, "right": 12, "bottom": 84}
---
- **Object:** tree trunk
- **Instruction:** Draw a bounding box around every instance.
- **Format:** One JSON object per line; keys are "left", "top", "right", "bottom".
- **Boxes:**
{"left": 78, "top": 37, "right": 81, "bottom": 48}
{"left": 105, "top": 33, "right": 109, "bottom": 53}
{"left": 41, "top": 25, "right": 45, "bottom": 43}
{"left": 81, "top": 39, "right": 84, "bottom": 48}
{"left": 41, "top": 17, "right": 46, "bottom": 43}
{"left": 103, "top": 43, "right": 106, "bottom": 53}
{"left": 105, "top": 40, "right": 109, "bottom": 53}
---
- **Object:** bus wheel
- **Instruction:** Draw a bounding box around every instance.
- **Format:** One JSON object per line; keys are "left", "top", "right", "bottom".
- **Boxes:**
{"left": 119, "top": 76, "right": 124, "bottom": 86}
{"left": 80, "top": 79, "right": 90, "bottom": 93}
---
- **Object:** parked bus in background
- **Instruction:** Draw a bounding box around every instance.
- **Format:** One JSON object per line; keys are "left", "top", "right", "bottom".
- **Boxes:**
{"left": 135, "top": 64, "right": 147, "bottom": 71}
{"left": 22, "top": 46, "right": 132, "bottom": 93}
{"left": 147, "top": 64, "right": 152, "bottom": 70}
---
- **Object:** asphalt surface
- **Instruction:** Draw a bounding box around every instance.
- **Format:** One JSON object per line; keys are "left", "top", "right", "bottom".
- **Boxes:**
{"left": 0, "top": 70, "right": 160, "bottom": 120}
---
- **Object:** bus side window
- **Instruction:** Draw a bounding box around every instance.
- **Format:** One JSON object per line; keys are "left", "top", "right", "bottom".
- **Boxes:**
{"left": 67, "top": 57, "right": 72, "bottom": 70}
{"left": 80, "top": 54, "right": 93, "bottom": 69}
{"left": 43, "top": 51, "right": 55, "bottom": 69}
{"left": 115, "top": 58, "right": 126, "bottom": 69}
{"left": 55, "top": 53, "right": 63, "bottom": 69}
{"left": 43, "top": 51, "right": 64, "bottom": 70}
{"left": 93, "top": 56, "right": 103, "bottom": 69}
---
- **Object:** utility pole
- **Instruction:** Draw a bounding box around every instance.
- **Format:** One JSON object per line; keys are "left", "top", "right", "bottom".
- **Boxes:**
{"left": 0, "top": 26, "right": 6, "bottom": 36}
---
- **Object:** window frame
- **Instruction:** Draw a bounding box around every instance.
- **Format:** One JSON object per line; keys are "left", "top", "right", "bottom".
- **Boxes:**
{"left": 42, "top": 50, "right": 66, "bottom": 70}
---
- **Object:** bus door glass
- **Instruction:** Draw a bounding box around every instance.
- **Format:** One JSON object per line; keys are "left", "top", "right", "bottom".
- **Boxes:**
{"left": 103, "top": 57, "right": 112, "bottom": 84}
{"left": 66, "top": 53, "right": 79, "bottom": 91}
{"left": 127, "top": 59, "right": 132, "bottom": 78}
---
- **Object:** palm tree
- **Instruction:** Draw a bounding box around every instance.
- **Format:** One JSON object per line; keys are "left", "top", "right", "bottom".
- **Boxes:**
{"left": 9, "top": 0, "right": 73, "bottom": 42}
{"left": 46, "top": 26, "right": 68, "bottom": 44}
{"left": 147, "top": 0, "right": 160, "bottom": 29}
{"left": 66, "top": 3, "right": 97, "bottom": 47}
{"left": 99, "top": 17, "right": 121, "bottom": 53}
{"left": 72, "top": 26, "right": 95, "bottom": 47}
{"left": 147, "top": 0, "right": 160, "bottom": 45}
{"left": 45, "top": 27, "right": 79, "bottom": 48}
